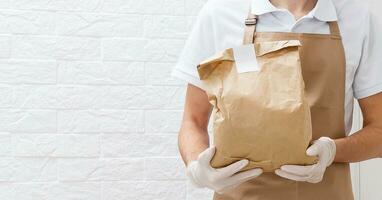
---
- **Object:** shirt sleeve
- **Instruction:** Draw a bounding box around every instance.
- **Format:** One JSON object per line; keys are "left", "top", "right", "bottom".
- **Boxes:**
{"left": 171, "top": 2, "right": 217, "bottom": 90}
{"left": 353, "top": 9, "right": 382, "bottom": 99}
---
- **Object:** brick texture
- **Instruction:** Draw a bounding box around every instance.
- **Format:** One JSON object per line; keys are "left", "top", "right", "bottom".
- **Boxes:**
{"left": 0, "top": 0, "right": 213, "bottom": 199}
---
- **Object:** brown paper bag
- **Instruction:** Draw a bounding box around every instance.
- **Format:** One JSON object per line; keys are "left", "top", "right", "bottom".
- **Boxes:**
{"left": 197, "top": 40, "right": 317, "bottom": 172}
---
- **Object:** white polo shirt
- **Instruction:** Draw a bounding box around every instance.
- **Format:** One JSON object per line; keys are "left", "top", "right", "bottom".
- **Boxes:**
{"left": 171, "top": 0, "right": 382, "bottom": 135}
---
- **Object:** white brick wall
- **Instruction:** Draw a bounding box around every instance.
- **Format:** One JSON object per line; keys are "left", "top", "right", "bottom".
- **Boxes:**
{"left": 2, "top": 0, "right": 381, "bottom": 199}
{"left": 0, "top": 0, "right": 213, "bottom": 199}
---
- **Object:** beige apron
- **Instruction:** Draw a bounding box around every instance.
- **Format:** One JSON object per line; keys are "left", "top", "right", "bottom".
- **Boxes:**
{"left": 213, "top": 8, "right": 354, "bottom": 200}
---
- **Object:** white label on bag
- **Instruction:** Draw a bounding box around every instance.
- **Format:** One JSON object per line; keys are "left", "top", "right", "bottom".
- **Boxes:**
{"left": 233, "top": 44, "right": 260, "bottom": 73}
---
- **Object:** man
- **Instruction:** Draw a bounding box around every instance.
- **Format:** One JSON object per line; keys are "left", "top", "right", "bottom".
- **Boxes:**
{"left": 171, "top": 0, "right": 382, "bottom": 199}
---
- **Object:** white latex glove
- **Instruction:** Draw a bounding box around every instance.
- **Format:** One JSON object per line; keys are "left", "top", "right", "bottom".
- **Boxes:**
{"left": 186, "top": 146, "right": 263, "bottom": 194}
{"left": 275, "top": 137, "right": 336, "bottom": 183}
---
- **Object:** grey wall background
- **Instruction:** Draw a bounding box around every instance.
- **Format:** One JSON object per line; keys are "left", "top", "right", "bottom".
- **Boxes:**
{"left": 0, "top": 0, "right": 380, "bottom": 199}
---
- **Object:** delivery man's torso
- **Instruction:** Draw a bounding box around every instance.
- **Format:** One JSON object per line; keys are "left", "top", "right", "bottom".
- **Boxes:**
{"left": 172, "top": 0, "right": 382, "bottom": 199}
{"left": 173, "top": 0, "right": 376, "bottom": 136}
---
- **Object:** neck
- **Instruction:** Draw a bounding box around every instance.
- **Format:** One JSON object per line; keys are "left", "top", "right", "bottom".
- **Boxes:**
{"left": 270, "top": 0, "right": 318, "bottom": 20}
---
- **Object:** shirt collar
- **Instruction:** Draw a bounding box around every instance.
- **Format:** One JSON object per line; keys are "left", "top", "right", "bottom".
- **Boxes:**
{"left": 251, "top": 0, "right": 338, "bottom": 22}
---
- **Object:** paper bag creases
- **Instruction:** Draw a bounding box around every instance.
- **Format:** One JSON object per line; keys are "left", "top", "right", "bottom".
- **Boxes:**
{"left": 197, "top": 40, "right": 318, "bottom": 172}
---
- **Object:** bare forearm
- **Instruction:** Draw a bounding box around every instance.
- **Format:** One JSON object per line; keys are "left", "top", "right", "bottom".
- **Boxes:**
{"left": 334, "top": 125, "right": 382, "bottom": 163}
{"left": 178, "top": 121, "right": 210, "bottom": 165}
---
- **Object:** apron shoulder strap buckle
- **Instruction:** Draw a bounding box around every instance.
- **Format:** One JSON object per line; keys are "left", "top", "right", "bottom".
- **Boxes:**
{"left": 245, "top": 18, "right": 257, "bottom": 26}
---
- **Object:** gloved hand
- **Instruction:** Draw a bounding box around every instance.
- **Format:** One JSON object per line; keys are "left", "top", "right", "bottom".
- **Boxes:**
{"left": 186, "top": 146, "right": 263, "bottom": 194}
{"left": 275, "top": 137, "right": 336, "bottom": 183}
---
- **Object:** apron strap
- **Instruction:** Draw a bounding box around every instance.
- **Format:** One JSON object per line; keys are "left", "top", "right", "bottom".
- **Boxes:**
{"left": 243, "top": 7, "right": 340, "bottom": 43}
{"left": 243, "top": 6, "right": 257, "bottom": 44}
{"left": 328, "top": 21, "right": 341, "bottom": 36}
